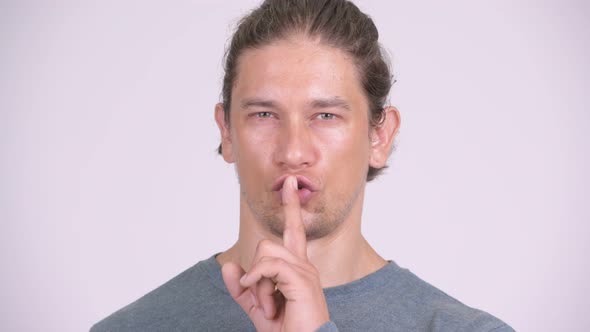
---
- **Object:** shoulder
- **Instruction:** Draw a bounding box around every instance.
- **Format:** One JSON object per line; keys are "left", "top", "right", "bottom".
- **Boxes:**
{"left": 90, "top": 256, "right": 242, "bottom": 332}
{"left": 383, "top": 263, "right": 513, "bottom": 332}
{"left": 325, "top": 261, "right": 513, "bottom": 332}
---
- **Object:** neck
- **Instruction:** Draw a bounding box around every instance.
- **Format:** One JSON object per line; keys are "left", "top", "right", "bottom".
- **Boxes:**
{"left": 216, "top": 191, "right": 387, "bottom": 288}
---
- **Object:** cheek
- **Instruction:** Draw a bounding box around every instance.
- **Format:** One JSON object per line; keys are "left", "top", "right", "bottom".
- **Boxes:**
{"left": 233, "top": 126, "right": 275, "bottom": 174}
{"left": 233, "top": 114, "right": 279, "bottom": 148}
{"left": 316, "top": 128, "right": 370, "bottom": 194}
{"left": 315, "top": 123, "right": 371, "bottom": 162}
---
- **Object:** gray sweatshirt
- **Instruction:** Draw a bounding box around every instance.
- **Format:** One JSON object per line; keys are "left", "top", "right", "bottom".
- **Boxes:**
{"left": 91, "top": 255, "right": 514, "bottom": 332}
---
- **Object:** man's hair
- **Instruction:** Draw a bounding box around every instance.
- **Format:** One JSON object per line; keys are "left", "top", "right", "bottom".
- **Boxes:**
{"left": 217, "top": 0, "right": 394, "bottom": 181}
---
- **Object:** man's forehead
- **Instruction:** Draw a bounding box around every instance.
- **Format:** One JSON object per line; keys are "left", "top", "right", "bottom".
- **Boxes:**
{"left": 234, "top": 37, "right": 359, "bottom": 81}
{"left": 231, "top": 39, "right": 366, "bottom": 110}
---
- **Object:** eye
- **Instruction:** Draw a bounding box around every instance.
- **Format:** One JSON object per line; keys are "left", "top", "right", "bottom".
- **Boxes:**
{"left": 317, "top": 113, "right": 336, "bottom": 120}
{"left": 256, "top": 111, "right": 273, "bottom": 118}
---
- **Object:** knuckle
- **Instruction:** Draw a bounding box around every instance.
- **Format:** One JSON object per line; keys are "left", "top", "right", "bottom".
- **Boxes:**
{"left": 300, "top": 263, "right": 320, "bottom": 281}
{"left": 273, "top": 257, "right": 289, "bottom": 270}
{"left": 259, "top": 255, "right": 274, "bottom": 263}
{"left": 256, "top": 239, "right": 274, "bottom": 254}
{"left": 307, "top": 263, "right": 320, "bottom": 275}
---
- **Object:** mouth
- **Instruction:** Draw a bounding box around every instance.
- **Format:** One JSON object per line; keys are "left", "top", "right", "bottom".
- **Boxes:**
{"left": 272, "top": 175, "right": 317, "bottom": 192}
{"left": 271, "top": 174, "right": 318, "bottom": 205}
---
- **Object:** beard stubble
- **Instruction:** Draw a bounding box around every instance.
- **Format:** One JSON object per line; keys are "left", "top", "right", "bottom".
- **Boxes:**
{"left": 243, "top": 182, "right": 363, "bottom": 241}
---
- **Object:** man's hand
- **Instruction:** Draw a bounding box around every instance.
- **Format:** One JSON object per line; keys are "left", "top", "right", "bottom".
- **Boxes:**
{"left": 221, "top": 176, "right": 330, "bottom": 331}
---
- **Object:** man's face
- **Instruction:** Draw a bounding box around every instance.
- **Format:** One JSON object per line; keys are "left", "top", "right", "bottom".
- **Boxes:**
{"left": 217, "top": 36, "right": 380, "bottom": 240}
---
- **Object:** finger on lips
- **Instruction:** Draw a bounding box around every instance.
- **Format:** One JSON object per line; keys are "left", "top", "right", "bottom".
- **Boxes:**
{"left": 223, "top": 175, "right": 315, "bottom": 324}
{"left": 282, "top": 176, "right": 308, "bottom": 260}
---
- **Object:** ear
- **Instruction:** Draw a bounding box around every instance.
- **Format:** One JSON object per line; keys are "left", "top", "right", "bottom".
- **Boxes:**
{"left": 214, "top": 103, "right": 235, "bottom": 163}
{"left": 369, "top": 106, "right": 401, "bottom": 169}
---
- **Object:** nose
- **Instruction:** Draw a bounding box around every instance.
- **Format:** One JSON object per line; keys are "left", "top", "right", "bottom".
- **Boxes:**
{"left": 273, "top": 118, "right": 317, "bottom": 171}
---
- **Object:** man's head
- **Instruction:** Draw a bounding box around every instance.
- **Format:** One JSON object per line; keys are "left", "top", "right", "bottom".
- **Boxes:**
{"left": 214, "top": 0, "right": 400, "bottom": 239}
{"left": 217, "top": 0, "right": 395, "bottom": 181}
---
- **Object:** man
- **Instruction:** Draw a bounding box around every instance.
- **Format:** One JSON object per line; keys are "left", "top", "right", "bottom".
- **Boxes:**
{"left": 92, "top": 0, "right": 513, "bottom": 331}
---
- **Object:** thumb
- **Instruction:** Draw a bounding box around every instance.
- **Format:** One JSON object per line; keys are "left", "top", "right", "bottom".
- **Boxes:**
{"left": 221, "top": 262, "right": 261, "bottom": 318}
{"left": 221, "top": 262, "right": 248, "bottom": 301}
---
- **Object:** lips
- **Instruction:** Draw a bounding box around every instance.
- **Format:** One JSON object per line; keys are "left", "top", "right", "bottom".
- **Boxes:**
{"left": 272, "top": 175, "right": 317, "bottom": 192}
{"left": 272, "top": 174, "right": 318, "bottom": 205}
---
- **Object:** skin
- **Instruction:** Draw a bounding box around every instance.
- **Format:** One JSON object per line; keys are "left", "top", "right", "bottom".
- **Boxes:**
{"left": 214, "top": 35, "right": 400, "bottom": 331}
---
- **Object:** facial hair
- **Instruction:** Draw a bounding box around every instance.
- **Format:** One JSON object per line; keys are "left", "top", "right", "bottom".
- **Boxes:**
{"left": 242, "top": 180, "right": 363, "bottom": 241}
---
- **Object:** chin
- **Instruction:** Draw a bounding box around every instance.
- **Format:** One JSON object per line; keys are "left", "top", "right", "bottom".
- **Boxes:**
{"left": 299, "top": 211, "right": 335, "bottom": 240}
{"left": 246, "top": 187, "right": 358, "bottom": 241}
{"left": 264, "top": 212, "right": 341, "bottom": 241}
{"left": 303, "top": 222, "right": 336, "bottom": 241}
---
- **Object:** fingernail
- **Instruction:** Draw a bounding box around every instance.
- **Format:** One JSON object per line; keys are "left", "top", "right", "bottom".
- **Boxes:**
{"left": 290, "top": 176, "right": 298, "bottom": 190}
{"left": 250, "top": 292, "right": 259, "bottom": 307}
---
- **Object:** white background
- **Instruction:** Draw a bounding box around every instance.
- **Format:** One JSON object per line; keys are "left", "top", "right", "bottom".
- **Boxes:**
{"left": 2, "top": 1, "right": 589, "bottom": 331}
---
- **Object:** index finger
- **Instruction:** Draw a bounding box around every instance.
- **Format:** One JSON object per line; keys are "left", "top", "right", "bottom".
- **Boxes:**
{"left": 281, "top": 176, "right": 307, "bottom": 259}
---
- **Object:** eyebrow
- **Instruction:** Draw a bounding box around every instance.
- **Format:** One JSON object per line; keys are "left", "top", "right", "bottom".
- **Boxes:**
{"left": 240, "top": 98, "right": 279, "bottom": 110}
{"left": 240, "top": 96, "right": 352, "bottom": 111}
{"left": 309, "top": 97, "right": 352, "bottom": 111}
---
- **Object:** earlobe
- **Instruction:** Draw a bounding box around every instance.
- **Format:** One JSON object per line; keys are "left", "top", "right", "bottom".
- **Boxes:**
{"left": 214, "top": 103, "right": 235, "bottom": 163}
{"left": 369, "top": 106, "right": 401, "bottom": 168}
